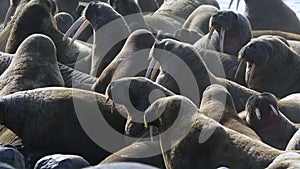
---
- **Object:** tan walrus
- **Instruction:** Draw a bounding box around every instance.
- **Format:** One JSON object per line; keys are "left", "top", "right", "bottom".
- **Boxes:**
{"left": 144, "top": 95, "right": 283, "bottom": 169}
{"left": 200, "top": 84, "right": 260, "bottom": 140}
{"left": 0, "top": 87, "right": 129, "bottom": 164}
{"left": 229, "top": 0, "right": 300, "bottom": 34}
{"left": 148, "top": 38, "right": 259, "bottom": 111}
{"left": 245, "top": 92, "right": 299, "bottom": 150}
{"left": 238, "top": 35, "right": 300, "bottom": 98}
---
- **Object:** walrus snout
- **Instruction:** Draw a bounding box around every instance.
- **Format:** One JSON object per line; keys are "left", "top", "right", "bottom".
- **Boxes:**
{"left": 246, "top": 93, "right": 280, "bottom": 123}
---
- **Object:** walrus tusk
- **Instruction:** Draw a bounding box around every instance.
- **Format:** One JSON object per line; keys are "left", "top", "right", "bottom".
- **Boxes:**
{"left": 228, "top": 0, "right": 234, "bottom": 9}
{"left": 228, "top": 0, "right": 241, "bottom": 10}
{"left": 208, "top": 27, "right": 214, "bottom": 41}
{"left": 3, "top": 5, "right": 16, "bottom": 28}
{"left": 255, "top": 108, "right": 261, "bottom": 120}
{"left": 269, "top": 105, "right": 279, "bottom": 116}
{"left": 63, "top": 16, "right": 88, "bottom": 41}
{"left": 236, "top": 0, "right": 241, "bottom": 10}
{"left": 149, "top": 126, "right": 154, "bottom": 141}
{"left": 219, "top": 27, "right": 225, "bottom": 53}
{"left": 105, "top": 97, "right": 110, "bottom": 105}
{"left": 70, "top": 19, "right": 90, "bottom": 44}
{"left": 145, "top": 58, "right": 157, "bottom": 79}
{"left": 234, "top": 58, "right": 246, "bottom": 83}
{"left": 206, "top": 27, "right": 215, "bottom": 49}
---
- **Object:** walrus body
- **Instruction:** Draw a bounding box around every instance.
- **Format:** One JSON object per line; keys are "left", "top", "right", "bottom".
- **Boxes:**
{"left": 144, "top": 95, "right": 282, "bottom": 169}
{"left": 0, "top": 87, "right": 128, "bottom": 164}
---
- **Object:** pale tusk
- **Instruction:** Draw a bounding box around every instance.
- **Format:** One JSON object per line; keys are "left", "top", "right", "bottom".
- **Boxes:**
{"left": 70, "top": 19, "right": 90, "bottom": 44}
{"left": 63, "top": 16, "right": 87, "bottom": 41}
{"left": 219, "top": 27, "right": 225, "bottom": 53}
{"left": 255, "top": 108, "right": 261, "bottom": 120}
{"left": 3, "top": 5, "right": 16, "bottom": 28}
{"left": 145, "top": 58, "right": 157, "bottom": 79}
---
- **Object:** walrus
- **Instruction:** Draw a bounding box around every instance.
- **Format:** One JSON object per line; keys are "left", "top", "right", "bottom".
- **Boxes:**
{"left": 200, "top": 84, "right": 261, "bottom": 140}
{"left": 100, "top": 141, "right": 165, "bottom": 169}
{"left": 245, "top": 92, "right": 298, "bottom": 150}
{"left": 182, "top": 5, "right": 219, "bottom": 35}
{"left": 1, "top": 0, "right": 91, "bottom": 66}
{"left": 63, "top": 1, "right": 131, "bottom": 77}
{"left": 0, "top": 87, "right": 129, "bottom": 164}
{"left": 2, "top": 0, "right": 20, "bottom": 28}
{"left": 238, "top": 35, "right": 300, "bottom": 98}
{"left": 0, "top": 33, "right": 64, "bottom": 96}
{"left": 108, "top": 0, "right": 150, "bottom": 32}
{"left": 144, "top": 95, "right": 283, "bottom": 169}
{"left": 193, "top": 10, "right": 252, "bottom": 56}
{"left": 229, "top": 0, "right": 300, "bottom": 34}
{"left": 106, "top": 77, "right": 175, "bottom": 138}
{"left": 148, "top": 38, "right": 259, "bottom": 112}
{"left": 92, "top": 29, "right": 156, "bottom": 94}
{"left": 54, "top": 12, "right": 74, "bottom": 34}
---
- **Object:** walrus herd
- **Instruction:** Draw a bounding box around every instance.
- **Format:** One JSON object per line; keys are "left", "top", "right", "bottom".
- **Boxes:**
{"left": 1, "top": 0, "right": 300, "bottom": 168}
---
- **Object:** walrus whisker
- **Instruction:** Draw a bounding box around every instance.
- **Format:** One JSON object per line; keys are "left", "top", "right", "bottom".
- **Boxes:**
{"left": 3, "top": 5, "right": 15, "bottom": 28}
{"left": 145, "top": 58, "right": 157, "bottom": 79}
{"left": 269, "top": 105, "right": 279, "bottom": 116}
{"left": 70, "top": 19, "right": 90, "bottom": 44}
{"left": 219, "top": 27, "right": 225, "bottom": 53}
{"left": 63, "top": 16, "right": 86, "bottom": 41}
{"left": 255, "top": 108, "right": 261, "bottom": 120}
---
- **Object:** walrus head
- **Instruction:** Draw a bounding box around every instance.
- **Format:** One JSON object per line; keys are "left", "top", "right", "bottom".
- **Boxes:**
{"left": 63, "top": 2, "right": 126, "bottom": 43}
{"left": 246, "top": 92, "right": 279, "bottom": 129}
{"left": 106, "top": 77, "right": 174, "bottom": 137}
{"left": 144, "top": 95, "right": 198, "bottom": 134}
{"left": 238, "top": 35, "right": 299, "bottom": 97}
{"left": 245, "top": 92, "right": 298, "bottom": 149}
{"left": 208, "top": 10, "right": 252, "bottom": 55}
